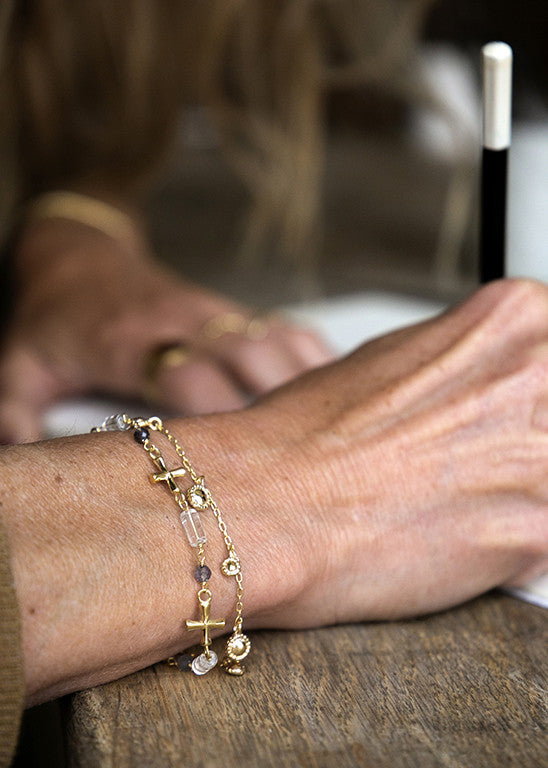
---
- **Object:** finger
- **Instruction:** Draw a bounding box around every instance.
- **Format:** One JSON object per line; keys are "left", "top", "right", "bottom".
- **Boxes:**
{"left": 213, "top": 336, "right": 305, "bottom": 393}
{"left": 207, "top": 326, "right": 333, "bottom": 396}
{"left": 271, "top": 323, "right": 335, "bottom": 368}
{"left": 150, "top": 355, "right": 247, "bottom": 415}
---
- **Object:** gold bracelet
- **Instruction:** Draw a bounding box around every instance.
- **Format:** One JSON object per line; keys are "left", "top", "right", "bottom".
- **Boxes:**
{"left": 92, "top": 413, "right": 250, "bottom": 676}
{"left": 27, "top": 190, "right": 138, "bottom": 244}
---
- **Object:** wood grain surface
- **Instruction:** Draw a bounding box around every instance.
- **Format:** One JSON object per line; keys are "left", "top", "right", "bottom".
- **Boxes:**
{"left": 65, "top": 594, "right": 547, "bottom": 768}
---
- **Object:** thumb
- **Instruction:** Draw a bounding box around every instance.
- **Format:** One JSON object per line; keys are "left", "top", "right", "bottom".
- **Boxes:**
{"left": 0, "top": 397, "right": 45, "bottom": 444}
{"left": 0, "top": 344, "right": 63, "bottom": 444}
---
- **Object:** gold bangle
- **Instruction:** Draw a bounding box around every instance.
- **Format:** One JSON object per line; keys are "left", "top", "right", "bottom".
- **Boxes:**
{"left": 92, "top": 414, "right": 250, "bottom": 676}
{"left": 27, "top": 191, "right": 138, "bottom": 244}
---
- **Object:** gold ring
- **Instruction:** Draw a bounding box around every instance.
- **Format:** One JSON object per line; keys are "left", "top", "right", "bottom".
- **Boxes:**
{"left": 142, "top": 342, "right": 193, "bottom": 403}
{"left": 200, "top": 312, "right": 269, "bottom": 342}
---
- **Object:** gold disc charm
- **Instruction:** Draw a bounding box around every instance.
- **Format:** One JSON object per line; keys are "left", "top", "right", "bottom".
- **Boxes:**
{"left": 221, "top": 557, "right": 241, "bottom": 577}
{"left": 186, "top": 477, "right": 212, "bottom": 510}
{"left": 226, "top": 633, "right": 251, "bottom": 662}
{"left": 225, "top": 663, "right": 245, "bottom": 676}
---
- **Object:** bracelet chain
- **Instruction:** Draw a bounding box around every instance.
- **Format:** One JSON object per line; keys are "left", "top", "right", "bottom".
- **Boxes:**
{"left": 92, "top": 413, "right": 250, "bottom": 676}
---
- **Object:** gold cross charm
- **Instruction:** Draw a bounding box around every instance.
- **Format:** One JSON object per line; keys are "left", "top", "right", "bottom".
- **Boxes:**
{"left": 150, "top": 456, "right": 186, "bottom": 493}
{"left": 186, "top": 590, "right": 225, "bottom": 654}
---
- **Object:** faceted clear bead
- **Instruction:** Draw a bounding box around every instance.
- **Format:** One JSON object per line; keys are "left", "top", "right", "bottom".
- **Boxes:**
{"left": 101, "top": 414, "right": 130, "bottom": 431}
{"left": 191, "top": 651, "right": 218, "bottom": 675}
{"left": 180, "top": 509, "right": 206, "bottom": 547}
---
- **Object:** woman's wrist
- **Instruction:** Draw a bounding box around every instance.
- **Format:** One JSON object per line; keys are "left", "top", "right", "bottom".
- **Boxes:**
{"left": 182, "top": 409, "right": 324, "bottom": 626}
{"left": 0, "top": 407, "right": 315, "bottom": 704}
{"left": 27, "top": 191, "right": 143, "bottom": 247}
{"left": 15, "top": 191, "right": 149, "bottom": 280}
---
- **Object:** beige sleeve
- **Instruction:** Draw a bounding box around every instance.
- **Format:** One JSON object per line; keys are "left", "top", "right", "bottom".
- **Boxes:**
{"left": 0, "top": 520, "right": 24, "bottom": 767}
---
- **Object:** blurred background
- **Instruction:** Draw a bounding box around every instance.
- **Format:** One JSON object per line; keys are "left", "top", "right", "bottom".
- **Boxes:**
{"left": 145, "top": 0, "right": 548, "bottom": 307}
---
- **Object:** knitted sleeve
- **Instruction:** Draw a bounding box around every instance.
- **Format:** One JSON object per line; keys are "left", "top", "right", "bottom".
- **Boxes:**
{"left": 0, "top": 520, "right": 24, "bottom": 768}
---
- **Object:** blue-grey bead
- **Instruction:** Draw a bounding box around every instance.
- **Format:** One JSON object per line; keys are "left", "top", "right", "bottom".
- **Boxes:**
{"left": 133, "top": 427, "right": 149, "bottom": 444}
{"left": 194, "top": 565, "right": 212, "bottom": 582}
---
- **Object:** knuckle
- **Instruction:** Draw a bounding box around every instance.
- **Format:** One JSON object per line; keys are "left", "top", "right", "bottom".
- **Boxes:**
{"left": 463, "top": 279, "right": 548, "bottom": 355}
{"left": 492, "top": 278, "right": 548, "bottom": 326}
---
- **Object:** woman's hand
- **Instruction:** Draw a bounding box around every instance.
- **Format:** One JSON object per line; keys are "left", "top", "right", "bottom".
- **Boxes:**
{"left": 240, "top": 278, "right": 548, "bottom": 628}
{"left": 2, "top": 278, "right": 547, "bottom": 705}
{"left": 0, "top": 217, "right": 332, "bottom": 443}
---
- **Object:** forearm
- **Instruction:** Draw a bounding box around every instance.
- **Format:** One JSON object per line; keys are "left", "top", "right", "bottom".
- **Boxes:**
{"left": 0, "top": 410, "right": 308, "bottom": 706}
{"left": 2, "top": 280, "right": 547, "bottom": 708}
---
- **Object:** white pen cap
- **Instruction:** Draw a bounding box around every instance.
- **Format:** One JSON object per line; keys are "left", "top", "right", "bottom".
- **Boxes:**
{"left": 482, "top": 41, "right": 513, "bottom": 150}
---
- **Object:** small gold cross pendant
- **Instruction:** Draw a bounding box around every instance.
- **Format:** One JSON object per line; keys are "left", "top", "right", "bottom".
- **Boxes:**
{"left": 150, "top": 456, "right": 186, "bottom": 493}
{"left": 186, "top": 590, "right": 225, "bottom": 654}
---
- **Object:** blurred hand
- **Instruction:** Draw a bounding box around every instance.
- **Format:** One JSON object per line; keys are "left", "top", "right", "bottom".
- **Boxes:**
{"left": 0, "top": 218, "right": 332, "bottom": 443}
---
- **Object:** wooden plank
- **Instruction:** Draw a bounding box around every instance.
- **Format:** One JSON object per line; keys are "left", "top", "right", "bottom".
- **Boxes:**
{"left": 65, "top": 594, "right": 548, "bottom": 768}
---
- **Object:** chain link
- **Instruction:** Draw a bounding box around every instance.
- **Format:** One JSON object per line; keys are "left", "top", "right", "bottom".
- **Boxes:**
{"left": 154, "top": 422, "right": 241, "bottom": 578}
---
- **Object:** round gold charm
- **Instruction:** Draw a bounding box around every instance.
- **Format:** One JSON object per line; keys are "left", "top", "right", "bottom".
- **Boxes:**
{"left": 221, "top": 557, "right": 241, "bottom": 577}
{"left": 186, "top": 477, "right": 211, "bottom": 510}
{"left": 226, "top": 633, "right": 251, "bottom": 662}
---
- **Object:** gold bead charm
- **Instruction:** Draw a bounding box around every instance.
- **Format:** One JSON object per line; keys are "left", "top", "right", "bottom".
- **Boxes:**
{"left": 186, "top": 477, "right": 212, "bottom": 510}
{"left": 221, "top": 632, "right": 250, "bottom": 675}
{"left": 221, "top": 557, "right": 241, "bottom": 576}
{"left": 226, "top": 632, "right": 251, "bottom": 662}
{"left": 224, "top": 663, "right": 245, "bottom": 676}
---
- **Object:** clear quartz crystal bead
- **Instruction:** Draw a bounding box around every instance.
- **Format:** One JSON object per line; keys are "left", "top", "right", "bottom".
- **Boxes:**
{"left": 101, "top": 414, "right": 130, "bottom": 431}
{"left": 180, "top": 508, "right": 206, "bottom": 547}
{"left": 191, "top": 651, "right": 218, "bottom": 675}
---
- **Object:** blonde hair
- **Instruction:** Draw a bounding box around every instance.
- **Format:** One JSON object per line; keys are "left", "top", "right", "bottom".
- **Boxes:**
{"left": 0, "top": 0, "right": 434, "bottom": 263}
